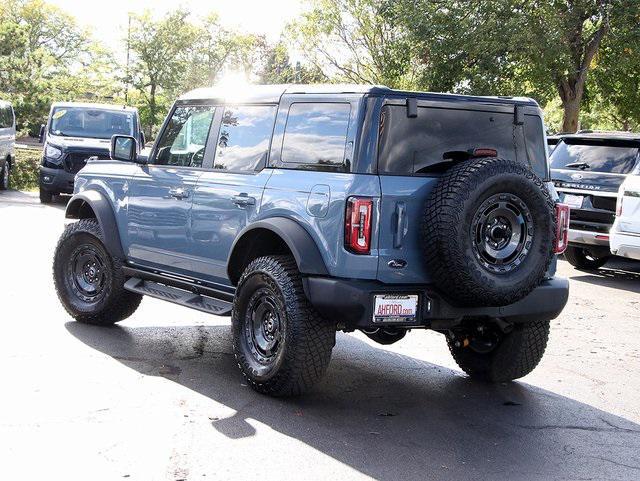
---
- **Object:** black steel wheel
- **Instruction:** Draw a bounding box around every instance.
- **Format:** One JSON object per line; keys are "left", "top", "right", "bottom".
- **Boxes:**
{"left": 53, "top": 219, "right": 142, "bottom": 325}
{"left": 471, "top": 193, "right": 533, "bottom": 274}
{"left": 232, "top": 255, "right": 336, "bottom": 396}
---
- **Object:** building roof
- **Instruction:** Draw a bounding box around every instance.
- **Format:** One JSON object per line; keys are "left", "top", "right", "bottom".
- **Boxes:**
{"left": 178, "top": 83, "right": 538, "bottom": 106}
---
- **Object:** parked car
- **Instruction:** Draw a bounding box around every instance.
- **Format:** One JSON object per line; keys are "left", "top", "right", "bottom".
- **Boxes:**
{"left": 0, "top": 100, "right": 16, "bottom": 190}
{"left": 610, "top": 172, "right": 640, "bottom": 260}
{"left": 53, "top": 84, "right": 569, "bottom": 396}
{"left": 551, "top": 131, "right": 640, "bottom": 269}
{"left": 39, "top": 102, "right": 143, "bottom": 203}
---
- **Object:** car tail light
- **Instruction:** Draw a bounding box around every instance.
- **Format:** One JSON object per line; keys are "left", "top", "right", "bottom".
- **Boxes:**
{"left": 471, "top": 148, "right": 498, "bottom": 158}
{"left": 554, "top": 203, "right": 570, "bottom": 254}
{"left": 345, "top": 197, "right": 373, "bottom": 254}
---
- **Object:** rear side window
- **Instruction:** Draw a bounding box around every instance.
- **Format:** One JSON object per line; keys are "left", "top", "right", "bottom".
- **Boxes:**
{"left": 378, "top": 105, "right": 516, "bottom": 175}
{"left": 281, "top": 102, "right": 350, "bottom": 169}
{"left": 154, "top": 105, "right": 216, "bottom": 168}
{"left": 213, "top": 105, "right": 277, "bottom": 172}
{"left": 0, "top": 106, "right": 13, "bottom": 129}
{"left": 550, "top": 140, "right": 639, "bottom": 174}
{"left": 523, "top": 114, "right": 548, "bottom": 176}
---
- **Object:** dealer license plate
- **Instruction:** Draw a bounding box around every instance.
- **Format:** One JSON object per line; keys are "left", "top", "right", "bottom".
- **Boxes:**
{"left": 562, "top": 193, "right": 584, "bottom": 209}
{"left": 373, "top": 294, "right": 418, "bottom": 323}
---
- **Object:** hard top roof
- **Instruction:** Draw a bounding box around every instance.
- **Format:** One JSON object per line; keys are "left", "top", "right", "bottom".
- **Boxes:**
{"left": 559, "top": 130, "right": 640, "bottom": 143}
{"left": 178, "top": 83, "right": 538, "bottom": 106}
{"left": 50, "top": 101, "right": 138, "bottom": 113}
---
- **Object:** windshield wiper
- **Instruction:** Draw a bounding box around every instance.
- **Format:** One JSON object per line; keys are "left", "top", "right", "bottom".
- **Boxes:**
{"left": 564, "top": 161, "right": 591, "bottom": 170}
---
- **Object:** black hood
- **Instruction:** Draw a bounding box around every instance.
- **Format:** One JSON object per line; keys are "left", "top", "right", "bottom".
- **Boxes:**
{"left": 551, "top": 168, "right": 626, "bottom": 194}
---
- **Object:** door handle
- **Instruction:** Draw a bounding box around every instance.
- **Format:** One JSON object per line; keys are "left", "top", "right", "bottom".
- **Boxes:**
{"left": 169, "top": 187, "right": 190, "bottom": 200}
{"left": 231, "top": 194, "right": 256, "bottom": 206}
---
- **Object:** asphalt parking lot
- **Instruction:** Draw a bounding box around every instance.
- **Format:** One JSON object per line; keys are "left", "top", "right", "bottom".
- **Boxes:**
{"left": 1, "top": 189, "right": 639, "bottom": 481}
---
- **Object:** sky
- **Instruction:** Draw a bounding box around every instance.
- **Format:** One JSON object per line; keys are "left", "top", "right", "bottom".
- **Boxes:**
{"left": 50, "top": 0, "right": 306, "bottom": 57}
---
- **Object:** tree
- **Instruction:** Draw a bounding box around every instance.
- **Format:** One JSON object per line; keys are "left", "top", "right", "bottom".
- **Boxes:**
{"left": 399, "top": 0, "right": 630, "bottom": 133}
{"left": 291, "top": 0, "right": 421, "bottom": 88}
{"left": 0, "top": 0, "right": 98, "bottom": 134}
{"left": 258, "top": 41, "right": 325, "bottom": 84}
{"left": 127, "top": 9, "right": 199, "bottom": 135}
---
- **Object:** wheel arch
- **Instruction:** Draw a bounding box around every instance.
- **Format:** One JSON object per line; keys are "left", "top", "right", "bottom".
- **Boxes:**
{"left": 65, "top": 190, "right": 124, "bottom": 259}
{"left": 227, "top": 218, "right": 329, "bottom": 285}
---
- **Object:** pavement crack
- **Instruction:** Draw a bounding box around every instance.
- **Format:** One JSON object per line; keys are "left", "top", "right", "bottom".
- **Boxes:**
{"left": 517, "top": 424, "right": 640, "bottom": 433}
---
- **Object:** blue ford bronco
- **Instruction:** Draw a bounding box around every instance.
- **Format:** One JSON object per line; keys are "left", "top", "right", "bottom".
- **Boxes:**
{"left": 53, "top": 85, "right": 570, "bottom": 396}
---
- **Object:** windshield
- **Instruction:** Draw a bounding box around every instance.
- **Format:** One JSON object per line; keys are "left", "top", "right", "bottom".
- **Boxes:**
{"left": 550, "top": 140, "right": 639, "bottom": 174}
{"left": 49, "top": 107, "right": 136, "bottom": 139}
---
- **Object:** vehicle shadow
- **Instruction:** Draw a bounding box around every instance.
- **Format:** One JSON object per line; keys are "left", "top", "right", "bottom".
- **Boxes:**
{"left": 567, "top": 258, "right": 640, "bottom": 295}
{"left": 65, "top": 322, "right": 640, "bottom": 480}
{"left": 0, "top": 189, "right": 68, "bottom": 211}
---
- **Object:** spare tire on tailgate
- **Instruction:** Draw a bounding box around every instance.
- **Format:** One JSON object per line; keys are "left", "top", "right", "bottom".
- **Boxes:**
{"left": 421, "top": 157, "right": 555, "bottom": 307}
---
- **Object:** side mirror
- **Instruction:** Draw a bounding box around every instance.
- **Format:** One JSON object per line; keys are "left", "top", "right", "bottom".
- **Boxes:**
{"left": 110, "top": 135, "right": 141, "bottom": 163}
{"left": 140, "top": 131, "right": 146, "bottom": 147}
{"left": 38, "top": 124, "right": 45, "bottom": 143}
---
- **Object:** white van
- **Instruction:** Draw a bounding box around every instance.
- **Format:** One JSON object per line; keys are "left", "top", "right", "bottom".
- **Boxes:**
{"left": 0, "top": 100, "right": 16, "bottom": 190}
{"left": 611, "top": 173, "right": 640, "bottom": 261}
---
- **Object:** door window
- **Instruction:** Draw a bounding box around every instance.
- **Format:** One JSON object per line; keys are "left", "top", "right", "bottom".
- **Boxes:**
{"left": 213, "top": 105, "right": 277, "bottom": 172}
{"left": 0, "top": 106, "right": 12, "bottom": 129}
{"left": 281, "top": 103, "right": 351, "bottom": 169}
{"left": 154, "top": 105, "right": 216, "bottom": 167}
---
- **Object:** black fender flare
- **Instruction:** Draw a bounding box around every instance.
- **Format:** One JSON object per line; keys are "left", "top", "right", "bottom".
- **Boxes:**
{"left": 65, "top": 190, "right": 124, "bottom": 259}
{"left": 227, "top": 217, "right": 329, "bottom": 283}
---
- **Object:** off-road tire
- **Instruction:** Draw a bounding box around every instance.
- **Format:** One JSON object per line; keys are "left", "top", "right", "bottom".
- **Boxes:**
{"left": 39, "top": 188, "right": 53, "bottom": 203}
{"left": 448, "top": 321, "right": 550, "bottom": 382}
{"left": 232, "top": 255, "right": 336, "bottom": 397}
{"left": 422, "top": 157, "right": 555, "bottom": 307}
{"left": 564, "top": 246, "right": 609, "bottom": 270}
{"left": 0, "top": 160, "right": 9, "bottom": 190}
{"left": 53, "top": 219, "right": 142, "bottom": 325}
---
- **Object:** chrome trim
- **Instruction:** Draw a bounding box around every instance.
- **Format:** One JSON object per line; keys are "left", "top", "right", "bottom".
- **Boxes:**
{"left": 556, "top": 187, "right": 618, "bottom": 198}
{"left": 553, "top": 168, "right": 626, "bottom": 177}
{"left": 568, "top": 229, "right": 610, "bottom": 246}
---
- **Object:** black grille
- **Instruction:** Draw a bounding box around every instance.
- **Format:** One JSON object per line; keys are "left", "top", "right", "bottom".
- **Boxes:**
{"left": 591, "top": 196, "right": 616, "bottom": 212}
{"left": 63, "top": 152, "right": 104, "bottom": 173}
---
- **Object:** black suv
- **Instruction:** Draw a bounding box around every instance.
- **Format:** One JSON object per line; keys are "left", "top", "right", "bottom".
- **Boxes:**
{"left": 551, "top": 131, "right": 640, "bottom": 269}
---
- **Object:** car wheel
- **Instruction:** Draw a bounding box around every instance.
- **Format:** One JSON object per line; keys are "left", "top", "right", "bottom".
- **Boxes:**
{"left": 0, "top": 160, "right": 9, "bottom": 190}
{"left": 563, "top": 246, "right": 609, "bottom": 270}
{"left": 53, "top": 219, "right": 142, "bottom": 325}
{"left": 39, "top": 188, "right": 53, "bottom": 203}
{"left": 447, "top": 320, "right": 550, "bottom": 382}
{"left": 232, "top": 255, "right": 336, "bottom": 396}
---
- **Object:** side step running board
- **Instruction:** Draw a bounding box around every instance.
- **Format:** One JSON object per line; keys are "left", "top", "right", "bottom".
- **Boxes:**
{"left": 124, "top": 277, "right": 233, "bottom": 316}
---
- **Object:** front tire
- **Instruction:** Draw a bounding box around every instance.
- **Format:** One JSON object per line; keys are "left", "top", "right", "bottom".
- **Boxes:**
{"left": 232, "top": 255, "right": 336, "bottom": 396}
{"left": 53, "top": 219, "right": 142, "bottom": 325}
{"left": 39, "top": 188, "right": 53, "bottom": 203}
{"left": 564, "top": 246, "right": 609, "bottom": 270}
{"left": 447, "top": 320, "right": 550, "bottom": 382}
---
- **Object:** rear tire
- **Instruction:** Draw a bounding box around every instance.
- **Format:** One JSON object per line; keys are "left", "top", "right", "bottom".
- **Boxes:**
{"left": 447, "top": 320, "right": 550, "bottom": 382}
{"left": 564, "top": 246, "right": 609, "bottom": 270}
{"left": 232, "top": 255, "right": 336, "bottom": 396}
{"left": 53, "top": 219, "right": 142, "bottom": 326}
{"left": 39, "top": 188, "right": 53, "bottom": 203}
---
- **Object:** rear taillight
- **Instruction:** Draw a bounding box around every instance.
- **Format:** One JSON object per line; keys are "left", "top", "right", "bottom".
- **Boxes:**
{"left": 554, "top": 203, "right": 570, "bottom": 254}
{"left": 345, "top": 197, "right": 373, "bottom": 254}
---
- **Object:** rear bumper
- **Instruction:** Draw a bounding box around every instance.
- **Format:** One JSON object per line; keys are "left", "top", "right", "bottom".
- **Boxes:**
{"left": 610, "top": 231, "right": 640, "bottom": 260}
{"left": 568, "top": 228, "right": 610, "bottom": 247}
{"left": 40, "top": 166, "right": 75, "bottom": 194}
{"left": 303, "top": 276, "right": 569, "bottom": 330}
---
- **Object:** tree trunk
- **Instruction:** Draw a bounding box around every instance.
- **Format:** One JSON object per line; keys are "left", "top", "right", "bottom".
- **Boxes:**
{"left": 561, "top": 95, "right": 581, "bottom": 133}
{"left": 148, "top": 83, "right": 157, "bottom": 138}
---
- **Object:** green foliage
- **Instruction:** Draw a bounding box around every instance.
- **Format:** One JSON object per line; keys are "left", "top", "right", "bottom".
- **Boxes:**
{"left": 11, "top": 147, "right": 41, "bottom": 190}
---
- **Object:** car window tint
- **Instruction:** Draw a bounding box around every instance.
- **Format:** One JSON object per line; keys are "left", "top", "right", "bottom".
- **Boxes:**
{"left": 281, "top": 103, "right": 350, "bottom": 167}
{"left": 550, "top": 141, "right": 639, "bottom": 174}
{"left": 213, "top": 105, "right": 277, "bottom": 172}
{"left": 154, "top": 105, "right": 215, "bottom": 167}
{"left": 378, "top": 105, "right": 516, "bottom": 174}
{"left": 0, "top": 106, "right": 11, "bottom": 129}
